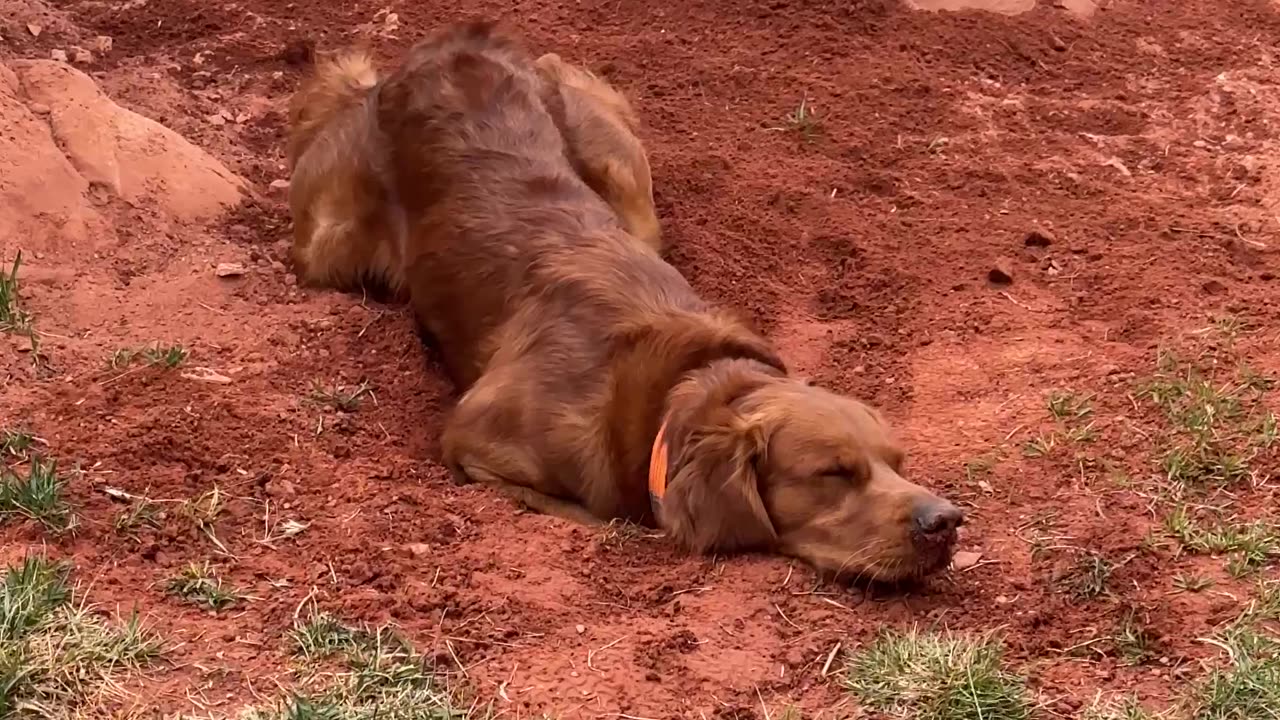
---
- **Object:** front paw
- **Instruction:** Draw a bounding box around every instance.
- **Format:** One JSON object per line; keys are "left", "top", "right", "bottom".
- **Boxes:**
{"left": 447, "top": 464, "right": 474, "bottom": 486}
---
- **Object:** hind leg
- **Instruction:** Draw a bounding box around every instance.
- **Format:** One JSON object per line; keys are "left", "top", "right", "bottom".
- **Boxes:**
{"left": 536, "top": 54, "right": 663, "bottom": 253}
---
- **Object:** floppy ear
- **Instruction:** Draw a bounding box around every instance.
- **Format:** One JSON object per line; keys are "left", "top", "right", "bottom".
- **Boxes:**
{"left": 660, "top": 409, "right": 777, "bottom": 554}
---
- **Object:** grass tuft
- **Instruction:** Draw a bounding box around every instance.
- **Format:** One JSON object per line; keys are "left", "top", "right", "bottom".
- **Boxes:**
{"left": 1173, "top": 573, "right": 1214, "bottom": 593}
{"left": 164, "top": 561, "right": 241, "bottom": 611}
{"left": 1, "top": 554, "right": 161, "bottom": 717}
{"left": 1190, "top": 622, "right": 1280, "bottom": 720}
{"left": 110, "top": 343, "right": 189, "bottom": 370}
{"left": 250, "top": 608, "right": 477, "bottom": 719}
{"left": 1140, "top": 351, "right": 1272, "bottom": 488}
{"left": 309, "top": 381, "right": 374, "bottom": 413}
{"left": 1, "top": 428, "right": 35, "bottom": 460}
{"left": 1063, "top": 553, "right": 1114, "bottom": 600}
{"left": 1047, "top": 391, "right": 1093, "bottom": 421}
{"left": 1165, "top": 507, "right": 1279, "bottom": 576}
{"left": 114, "top": 499, "right": 162, "bottom": 538}
{"left": 0, "top": 252, "right": 32, "bottom": 335}
{"left": 0, "top": 456, "right": 77, "bottom": 532}
{"left": 290, "top": 611, "right": 364, "bottom": 661}
{"left": 843, "top": 627, "right": 1030, "bottom": 720}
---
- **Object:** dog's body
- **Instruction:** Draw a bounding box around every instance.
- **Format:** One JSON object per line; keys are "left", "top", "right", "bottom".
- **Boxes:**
{"left": 286, "top": 43, "right": 659, "bottom": 296}
{"left": 290, "top": 21, "right": 963, "bottom": 581}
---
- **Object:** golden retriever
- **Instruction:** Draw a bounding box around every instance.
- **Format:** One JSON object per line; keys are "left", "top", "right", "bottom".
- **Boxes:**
{"left": 285, "top": 44, "right": 660, "bottom": 295}
{"left": 295, "top": 21, "right": 963, "bottom": 582}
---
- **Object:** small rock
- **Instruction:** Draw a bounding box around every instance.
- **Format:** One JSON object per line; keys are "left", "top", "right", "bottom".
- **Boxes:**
{"left": 1024, "top": 228, "right": 1054, "bottom": 247}
{"left": 269, "top": 178, "right": 291, "bottom": 192}
{"left": 28, "top": 103, "right": 50, "bottom": 115}
{"left": 988, "top": 259, "right": 1014, "bottom": 285}
{"left": 270, "top": 260, "right": 287, "bottom": 273}
{"left": 70, "top": 46, "right": 94, "bottom": 64}
{"left": 1201, "top": 279, "right": 1227, "bottom": 295}
{"left": 951, "top": 551, "right": 983, "bottom": 571}
{"left": 50, "top": 48, "right": 68, "bottom": 63}
{"left": 215, "top": 262, "right": 247, "bottom": 278}
{"left": 27, "top": 23, "right": 42, "bottom": 37}
{"left": 94, "top": 35, "right": 113, "bottom": 53}
{"left": 207, "top": 114, "right": 227, "bottom": 126}
{"left": 405, "top": 542, "right": 431, "bottom": 557}
{"left": 575, "top": 624, "right": 586, "bottom": 634}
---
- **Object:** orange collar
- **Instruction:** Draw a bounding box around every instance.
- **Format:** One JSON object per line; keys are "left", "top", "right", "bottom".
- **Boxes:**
{"left": 647, "top": 416, "right": 671, "bottom": 519}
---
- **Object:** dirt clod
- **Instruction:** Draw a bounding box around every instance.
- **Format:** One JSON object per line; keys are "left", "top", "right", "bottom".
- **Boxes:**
{"left": 988, "top": 259, "right": 1015, "bottom": 285}
{"left": 1024, "top": 228, "right": 1055, "bottom": 247}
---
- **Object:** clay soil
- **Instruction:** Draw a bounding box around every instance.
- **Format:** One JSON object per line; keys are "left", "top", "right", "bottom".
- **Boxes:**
{"left": 3, "top": 0, "right": 1280, "bottom": 717}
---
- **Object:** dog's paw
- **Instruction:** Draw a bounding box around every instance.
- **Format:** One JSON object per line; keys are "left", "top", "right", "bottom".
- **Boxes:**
{"left": 447, "top": 465, "right": 474, "bottom": 486}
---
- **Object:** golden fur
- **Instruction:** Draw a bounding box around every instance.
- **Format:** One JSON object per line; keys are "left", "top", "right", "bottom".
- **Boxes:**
{"left": 294, "top": 21, "right": 962, "bottom": 582}
{"left": 286, "top": 44, "right": 660, "bottom": 296}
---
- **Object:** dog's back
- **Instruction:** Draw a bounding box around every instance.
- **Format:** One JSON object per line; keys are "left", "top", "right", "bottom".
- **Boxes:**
{"left": 378, "top": 21, "right": 681, "bottom": 384}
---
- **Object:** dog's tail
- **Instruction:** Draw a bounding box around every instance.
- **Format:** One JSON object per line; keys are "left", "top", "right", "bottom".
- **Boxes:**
{"left": 286, "top": 50, "right": 379, "bottom": 168}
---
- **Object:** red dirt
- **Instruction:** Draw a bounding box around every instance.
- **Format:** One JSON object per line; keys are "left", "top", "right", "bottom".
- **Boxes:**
{"left": 3, "top": 0, "right": 1280, "bottom": 717}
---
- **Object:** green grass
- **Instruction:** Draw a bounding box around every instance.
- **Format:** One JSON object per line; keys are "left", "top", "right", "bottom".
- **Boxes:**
{"left": 1174, "top": 573, "right": 1215, "bottom": 593}
{"left": 1063, "top": 553, "right": 1114, "bottom": 600}
{"left": 113, "top": 499, "right": 162, "bottom": 538}
{"left": 1111, "top": 610, "right": 1155, "bottom": 666}
{"left": 1165, "top": 507, "right": 1279, "bottom": 576}
{"left": 1, "top": 554, "right": 162, "bottom": 717}
{"left": 771, "top": 96, "right": 822, "bottom": 142}
{"left": 1140, "top": 351, "right": 1273, "bottom": 488}
{"left": 1021, "top": 432, "right": 1057, "bottom": 458}
{"left": 843, "top": 628, "right": 1031, "bottom": 720}
{"left": 290, "top": 611, "right": 366, "bottom": 661}
{"left": 247, "top": 609, "right": 478, "bottom": 719}
{"left": 0, "top": 456, "right": 76, "bottom": 532}
{"left": 110, "top": 343, "right": 189, "bottom": 370}
{"left": 1, "top": 428, "right": 34, "bottom": 460}
{"left": 0, "top": 252, "right": 32, "bottom": 335}
{"left": 1047, "top": 391, "right": 1093, "bottom": 422}
{"left": 309, "top": 381, "right": 374, "bottom": 412}
{"left": 164, "top": 562, "right": 241, "bottom": 611}
{"left": 1189, "top": 622, "right": 1280, "bottom": 720}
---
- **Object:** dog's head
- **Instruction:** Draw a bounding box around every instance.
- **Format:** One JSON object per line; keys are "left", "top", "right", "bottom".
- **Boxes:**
{"left": 285, "top": 50, "right": 379, "bottom": 168}
{"left": 658, "top": 360, "right": 962, "bottom": 582}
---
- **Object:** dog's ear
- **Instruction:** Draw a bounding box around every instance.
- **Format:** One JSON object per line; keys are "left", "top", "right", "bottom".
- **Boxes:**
{"left": 659, "top": 371, "right": 778, "bottom": 553}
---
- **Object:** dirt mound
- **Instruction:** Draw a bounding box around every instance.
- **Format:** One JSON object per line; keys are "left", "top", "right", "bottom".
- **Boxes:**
{"left": 3, "top": 59, "right": 246, "bottom": 237}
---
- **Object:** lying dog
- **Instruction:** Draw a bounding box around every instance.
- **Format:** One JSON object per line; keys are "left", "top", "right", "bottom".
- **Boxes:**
{"left": 365, "top": 20, "right": 963, "bottom": 583}
{"left": 285, "top": 44, "right": 660, "bottom": 295}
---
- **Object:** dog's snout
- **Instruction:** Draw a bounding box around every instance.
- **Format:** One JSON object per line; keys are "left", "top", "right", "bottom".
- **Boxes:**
{"left": 912, "top": 499, "right": 964, "bottom": 535}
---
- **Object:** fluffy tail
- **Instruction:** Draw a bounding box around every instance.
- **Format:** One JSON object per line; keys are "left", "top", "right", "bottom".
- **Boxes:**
{"left": 286, "top": 50, "right": 379, "bottom": 169}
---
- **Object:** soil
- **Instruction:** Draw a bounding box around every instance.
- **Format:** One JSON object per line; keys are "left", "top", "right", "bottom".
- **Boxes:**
{"left": 3, "top": 0, "right": 1280, "bottom": 717}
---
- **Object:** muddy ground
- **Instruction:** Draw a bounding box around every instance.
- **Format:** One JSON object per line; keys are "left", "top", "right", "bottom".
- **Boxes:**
{"left": 2, "top": 0, "right": 1279, "bottom": 717}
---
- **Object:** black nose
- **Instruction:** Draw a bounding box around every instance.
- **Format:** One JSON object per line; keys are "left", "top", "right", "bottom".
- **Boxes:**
{"left": 913, "top": 500, "right": 964, "bottom": 534}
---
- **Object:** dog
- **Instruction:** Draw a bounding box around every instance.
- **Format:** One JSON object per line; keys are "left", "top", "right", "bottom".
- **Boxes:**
{"left": 285, "top": 45, "right": 660, "bottom": 296}
{"left": 364, "top": 20, "right": 963, "bottom": 583}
